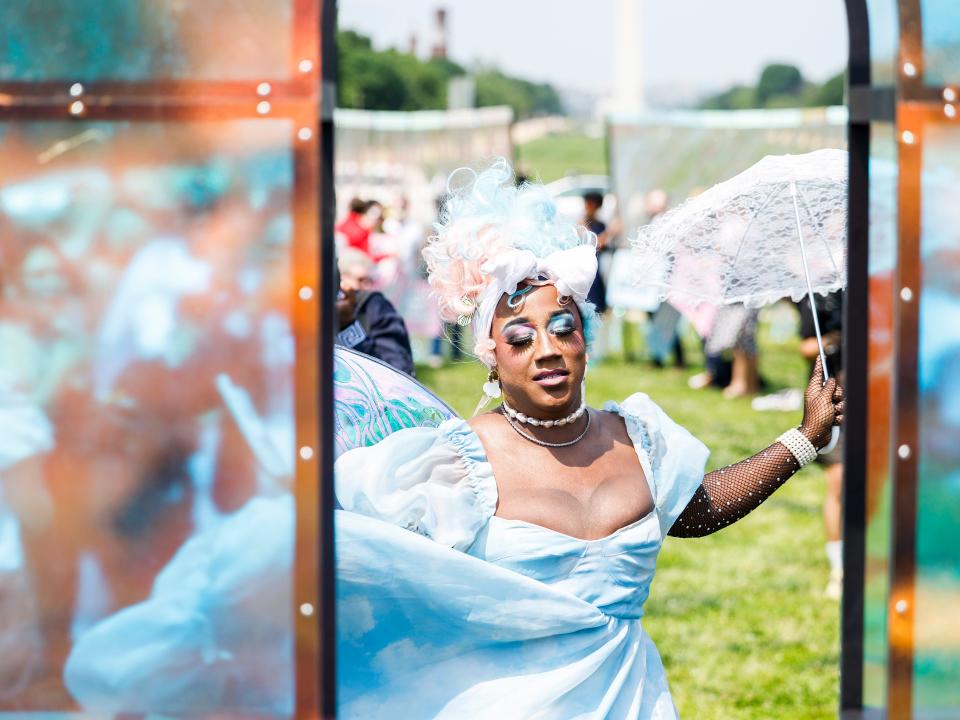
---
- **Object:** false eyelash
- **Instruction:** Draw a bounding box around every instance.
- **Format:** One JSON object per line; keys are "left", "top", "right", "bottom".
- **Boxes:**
{"left": 548, "top": 322, "right": 576, "bottom": 337}
{"left": 505, "top": 334, "right": 535, "bottom": 347}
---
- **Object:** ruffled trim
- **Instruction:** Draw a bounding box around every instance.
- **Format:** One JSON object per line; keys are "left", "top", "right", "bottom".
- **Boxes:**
{"left": 606, "top": 392, "right": 710, "bottom": 536}
{"left": 437, "top": 417, "right": 499, "bottom": 523}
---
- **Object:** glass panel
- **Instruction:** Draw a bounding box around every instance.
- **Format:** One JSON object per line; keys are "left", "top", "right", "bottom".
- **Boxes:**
{"left": 862, "top": 121, "right": 897, "bottom": 709}
{"left": 334, "top": 107, "right": 514, "bottom": 231}
{"left": 0, "top": 119, "right": 296, "bottom": 715}
{"left": 921, "top": 0, "right": 960, "bottom": 85}
{"left": 0, "top": 0, "right": 293, "bottom": 82}
{"left": 607, "top": 108, "right": 846, "bottom": 237}
{"left": 913, "top": 123, "right": 960, "bottom": 715}
{"left": 866, "top": 0, "right": 899, "bottom": 86}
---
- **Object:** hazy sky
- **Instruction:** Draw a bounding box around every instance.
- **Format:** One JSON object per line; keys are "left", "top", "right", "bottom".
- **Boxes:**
{"left": 338, "top": 0, "right": 848, "bottom": 98}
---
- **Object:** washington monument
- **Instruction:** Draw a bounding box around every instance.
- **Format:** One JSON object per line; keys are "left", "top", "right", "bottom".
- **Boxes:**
{"left": 613, "top": 0, "right": 646, "bottom": 114}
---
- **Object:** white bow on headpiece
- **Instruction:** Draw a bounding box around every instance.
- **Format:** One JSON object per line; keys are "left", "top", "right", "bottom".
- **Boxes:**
{"left": 479, "top": 244, "right": 598, "bottom": 302}
{"left": 471, "top": 244, "right": 598, "bottom": 366}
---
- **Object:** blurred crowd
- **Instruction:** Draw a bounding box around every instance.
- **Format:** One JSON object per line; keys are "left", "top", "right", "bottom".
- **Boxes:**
{"left": 334, "top": 194, "right": 454, "bottom": 374}
{"left": 332, "top": 185, "right": 844, "bottom": 404}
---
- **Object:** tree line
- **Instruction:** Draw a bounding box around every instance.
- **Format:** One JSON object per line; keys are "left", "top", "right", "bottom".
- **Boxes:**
{"left": 699, "top": 63, "right": 845, "bottom": 110}
{"left": 337, "top": 29, "right": 563, "bottom": 118}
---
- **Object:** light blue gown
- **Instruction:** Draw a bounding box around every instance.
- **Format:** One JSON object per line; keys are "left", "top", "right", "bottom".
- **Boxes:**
{"left": 336, "top": 392, "right": 709, "bottom": 719}
{"left": 63, "top": 391, "right": 708, "bottom": 719}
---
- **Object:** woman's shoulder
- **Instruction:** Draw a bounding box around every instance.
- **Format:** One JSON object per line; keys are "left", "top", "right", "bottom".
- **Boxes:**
{"left": 599, "top": 392, "right": 707, "bottom": 471}
{"left": 601, "top": 391, "right": 656, "bottom": 416}
{"left": 466, "top": 410, "right": 516, "bottom": 455}
{"left": 466, "top": 410, "right": 509, "bottom": 437}
{"left": 466, "top": 411, "right": 499, "bottom": 433}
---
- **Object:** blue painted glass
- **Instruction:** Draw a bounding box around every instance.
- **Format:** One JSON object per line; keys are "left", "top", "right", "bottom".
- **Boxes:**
{"left": 921, "top": 0, "right": 960, "bottom": 85}
{"left": 914, "top": 124, "right": 960, "bottom": 714}
{"left": 0, "top": 0, "right": 293, "bottom": 81}
{"left": 866, "top": 0, "right": 899, "bottom": 86}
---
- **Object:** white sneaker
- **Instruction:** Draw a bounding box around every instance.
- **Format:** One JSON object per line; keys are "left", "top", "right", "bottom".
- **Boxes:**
{"left": 824, "top": 569, "right": 843, "bottom": 600}
{"left": 751, "top": 388, "right": 803, "bottom": 412}
{"left": 687, "top": 372, "right": 713, "bottom": 390}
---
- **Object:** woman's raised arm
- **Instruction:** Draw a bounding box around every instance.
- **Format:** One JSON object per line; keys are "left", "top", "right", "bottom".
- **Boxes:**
{"left": 669, "top": 357, "right": 844, "bottom": 538}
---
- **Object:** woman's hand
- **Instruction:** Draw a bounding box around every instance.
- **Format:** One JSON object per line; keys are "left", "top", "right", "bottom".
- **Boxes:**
{"left": 799, "top": 356, "right": 845, "bottom": 449}
{"left": 673, "top": 356, "right": 844, "bottom": 538}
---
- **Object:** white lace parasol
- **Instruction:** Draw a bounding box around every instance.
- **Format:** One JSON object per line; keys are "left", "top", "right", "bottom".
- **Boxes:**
{"left": 632, "top": 148, "right": 847, "bottom": 452}
{"left": 632, "top": 148, "right": 847, "bottom": 310}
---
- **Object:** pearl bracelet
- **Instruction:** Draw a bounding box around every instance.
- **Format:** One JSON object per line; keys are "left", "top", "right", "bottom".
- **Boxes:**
{"left": 777, "top": 428, "right": 818, "bottom": 467}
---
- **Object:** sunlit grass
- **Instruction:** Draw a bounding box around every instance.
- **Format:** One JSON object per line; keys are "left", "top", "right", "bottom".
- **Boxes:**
{"left": 515, "top": 131, "right": 607, "bottom": 184}
{"left": 416, "top": 321, "right": 839, "bottom": 720}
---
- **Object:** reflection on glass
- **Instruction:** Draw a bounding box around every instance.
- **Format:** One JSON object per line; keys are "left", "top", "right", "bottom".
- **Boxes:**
{"left": 0, "top": 0, "right": 293, "bottom": 82}
{"left": 334, "top": 107, "right": 514, "bottom": 226}
{"left": 921, "top": 0, "right": 960, "bottom": 85}
{"left": 914, "top": 124, "right": 960, "bottom": 714}
{"left": 862, "top": 121, "right": 896, "bottom": 708}
{"left": 607, "top": 109, "right": 846, "bottom": 241}
{"left": 865, "top": 0, "right": 899, "bottom": 86}
{"left": 0, "top": 120, "right": 295, "bottom": 715}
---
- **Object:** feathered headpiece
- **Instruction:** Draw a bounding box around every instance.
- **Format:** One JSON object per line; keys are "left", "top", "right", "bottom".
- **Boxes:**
{"left": 423, "top": 158, "right": 599, "bottom": 368}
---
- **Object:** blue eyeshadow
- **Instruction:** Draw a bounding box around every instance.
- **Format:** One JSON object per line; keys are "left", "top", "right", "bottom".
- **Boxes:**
{"left": 548, "top": 313, "right": 576, "bottom": 333}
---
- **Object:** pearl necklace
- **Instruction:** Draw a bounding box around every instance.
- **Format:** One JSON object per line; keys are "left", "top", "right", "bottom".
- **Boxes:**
{"left": 501, "top": 407, "right": 592, "bottom": 448}
{"left": 500, "top": 397, "right": 586, "bottom": 427}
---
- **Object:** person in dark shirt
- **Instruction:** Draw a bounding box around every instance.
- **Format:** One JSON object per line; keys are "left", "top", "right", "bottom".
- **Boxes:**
{"left": 798, "top": 290, "right": 844, "bottom": 599}
{"left": 583, "top": 191, "right": 609, "bottom": 316}
{"left": 336, "top": 248, "right": 415, "bottom": 376}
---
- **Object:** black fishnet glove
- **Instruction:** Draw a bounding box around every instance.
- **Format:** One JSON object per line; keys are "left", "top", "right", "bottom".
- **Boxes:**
{"left": 799, "top": 356, "right": 844, "bottom": 448}
{"left": 670, "top": 357, "right": 845, "bottom": 538}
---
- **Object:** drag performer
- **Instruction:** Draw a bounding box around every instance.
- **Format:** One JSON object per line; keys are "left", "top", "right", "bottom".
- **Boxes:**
{"left": 335, "top": 159, "right": 844, "bottom": 718}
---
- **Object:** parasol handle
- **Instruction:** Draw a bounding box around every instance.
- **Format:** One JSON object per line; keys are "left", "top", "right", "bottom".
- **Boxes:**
{"left": 790, "top": 182, "right": 840, "bottom": 455}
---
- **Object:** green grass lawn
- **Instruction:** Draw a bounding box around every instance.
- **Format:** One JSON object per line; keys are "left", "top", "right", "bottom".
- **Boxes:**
{"left": 515, "top": 131, "right": 607, "bottom": 184}
{"left": 416, "top": 324, "right": 840, "bottom": 719}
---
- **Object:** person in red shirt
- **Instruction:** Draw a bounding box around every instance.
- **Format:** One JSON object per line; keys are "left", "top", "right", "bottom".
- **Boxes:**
{"left": 336, "top": 198, "right": 370, "bottom": 255}
{"left": 336, "top": 198, "right": 384, "bottom": 259}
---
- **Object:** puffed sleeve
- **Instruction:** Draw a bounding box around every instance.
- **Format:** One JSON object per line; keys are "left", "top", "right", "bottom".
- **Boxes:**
{"left": 334, "top": 418, "right": 497, "bottom": 551}
{"left": 605, "top": 393, "right": 710, "bottom": 537}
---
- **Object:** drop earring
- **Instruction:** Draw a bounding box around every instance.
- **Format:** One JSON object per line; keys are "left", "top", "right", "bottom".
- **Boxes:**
{"left": 472, "top": 367, "right": 501, "bottom": 417}
{"left": 483, "top": 368, "right": 502, "bottom": 399}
